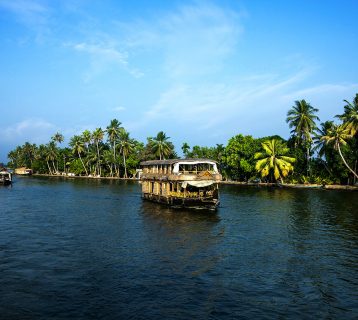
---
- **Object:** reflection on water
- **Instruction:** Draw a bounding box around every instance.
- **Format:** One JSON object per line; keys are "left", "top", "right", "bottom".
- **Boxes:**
{"left": 0, "top": 177, "right": 357, "bottom": 319}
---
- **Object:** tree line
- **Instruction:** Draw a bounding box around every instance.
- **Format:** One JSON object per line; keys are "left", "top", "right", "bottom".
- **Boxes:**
{"left": 7, "top": 94, "right": 358, "bottom": 185}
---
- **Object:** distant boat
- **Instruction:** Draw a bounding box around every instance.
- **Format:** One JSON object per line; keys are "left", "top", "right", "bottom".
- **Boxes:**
{"left": 0, "top": 168, "right": 12, "bottom": 185}
{"left": 15, "top": 167, "right": 32, "bottom": 175}
{"left": 140, "top": 159, "right": 222, "bottom": 210}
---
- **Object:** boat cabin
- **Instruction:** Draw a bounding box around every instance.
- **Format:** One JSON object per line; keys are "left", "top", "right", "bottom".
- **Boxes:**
{"left": 0, "top": 168, "right": 12, "bottom": 185}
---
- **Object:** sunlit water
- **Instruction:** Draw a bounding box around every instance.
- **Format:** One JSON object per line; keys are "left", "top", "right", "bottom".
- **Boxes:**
{"left": 0, "top": 176, "right": 357, "bottom": 319}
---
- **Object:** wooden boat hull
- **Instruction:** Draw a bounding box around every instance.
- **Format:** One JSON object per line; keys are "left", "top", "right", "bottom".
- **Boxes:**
{"left": 142, "top": 193, "right": 219, "bottom": 210}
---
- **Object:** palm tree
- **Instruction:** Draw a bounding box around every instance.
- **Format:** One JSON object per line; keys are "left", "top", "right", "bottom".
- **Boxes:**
{"left": 45, "top": 142, "right": 58, "bottom": 174}
{"left": 118, "top": 129, "right": 134, "bottom": 178}
{"left": 69, "top": 135, "right": 88, "bottom": 175}
{"left": 22, "top": 142, "right": 36, "bottom": 168}
{"left": 286, "top": 100, "right": 319, "bottom": 175}
{"left": 254, "top": 139, "right": 296, "bottom": 183}
{"left": 313, "top": 121, "right": 335, "bottom": 175}
{"left": 181, "top": 142, "right": 190, "bottom": 158}
{"left": 52, "top": 132, "right": 64, "bottom": 144}
{"left": 51, "top": 132, "right": 64, "bottom": 172}
{"left": 320, "top": 124, "right": 358, "bottom": 179}
{"left": 81, "top": 130, "right": 92, "bottom": 151}
{"left": 215, "top": 143, "right": 225, "bottom": 163}
{"left": 106, "top": 119, "right": 122, "bottom": 176}
{"left": 150, "top": 131, "right": 172, "bottom": 160}
{"left": 92, "top": 128, "right": 104, "bottom": 176}
{"left": 103, "top": 150, "right": 115, "bottom": 177}
{"left": 336, "top": 94, "right": 358, "bottom": 135}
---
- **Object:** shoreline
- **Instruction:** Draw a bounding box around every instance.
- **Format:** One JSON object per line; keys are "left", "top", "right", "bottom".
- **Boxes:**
{"left": 219, "top": 180, "right": 358, "bottom": 191}
{"left": 25, "top": 173, "right": 358, "bottom": 191}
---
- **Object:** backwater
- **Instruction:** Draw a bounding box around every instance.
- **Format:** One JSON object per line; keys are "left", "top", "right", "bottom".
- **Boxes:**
{"left": 0, "top": 176, "right": 357, "bottom": 319}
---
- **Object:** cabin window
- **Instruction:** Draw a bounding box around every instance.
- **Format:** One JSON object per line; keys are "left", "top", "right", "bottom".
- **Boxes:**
{"left": 178, "top": 163, "right": 214, "bottom": 173}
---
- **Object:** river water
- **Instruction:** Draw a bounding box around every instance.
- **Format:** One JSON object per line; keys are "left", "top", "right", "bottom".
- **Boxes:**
{"left": 0, "top": 176, "right": 357, "bottom": 319}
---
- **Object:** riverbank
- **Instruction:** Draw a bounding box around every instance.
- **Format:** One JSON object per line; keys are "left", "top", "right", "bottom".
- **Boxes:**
{"left": 220, "top": 181, "right": 358, "bottom": 191}
{"left": 27, "top": 174, "right": 358, "bottom": 191}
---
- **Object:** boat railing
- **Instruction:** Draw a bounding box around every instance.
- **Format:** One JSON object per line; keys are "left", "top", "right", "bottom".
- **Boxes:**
{"left": 178, "top": 170, "right": 216, "bottom": 175}
{"left": 170, "top": 190, "right": 214, "bottom": 198}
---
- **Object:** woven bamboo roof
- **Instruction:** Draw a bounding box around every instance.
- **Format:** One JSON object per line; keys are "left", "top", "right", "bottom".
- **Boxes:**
{"left": 140, "top": 158, "right": 217, "bottom": 166}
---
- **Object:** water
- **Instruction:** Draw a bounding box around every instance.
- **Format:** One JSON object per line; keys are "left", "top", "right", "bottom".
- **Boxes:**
{"left": 0, "top": 176, "right": 357, "bottom": 319}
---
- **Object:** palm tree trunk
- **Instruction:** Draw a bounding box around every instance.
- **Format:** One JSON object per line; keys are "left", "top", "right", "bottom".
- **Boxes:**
{"left": 78, "top": 153, "right": 88, "bottom": 176}
{"left": 52, "top": 161, "right": 57, "bottom": 173}
{"left": 323, "top": 162, "right": 333, "bottom": 176}
{"left": 337, "top": 143, "right": 358, "bottom": 179}
{"left": 123, "top": 153, "right": 127, "bottom": 178}
{"left": 113, "top": 141, "right": 118, "bottom": 177}
{"left": 306, "top": 146, "right": 310, "bottom": 176}
{"left": 46, "top": 161, "right": 52, "bottom": 175}
{"left": 96, "top": 141, "right": 100, "bottom": 177}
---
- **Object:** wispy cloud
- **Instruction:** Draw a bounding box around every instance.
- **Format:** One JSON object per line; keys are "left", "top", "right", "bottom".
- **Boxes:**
{"left": 111, "top": 106, "right": 126, "bottom": 112}
{"left": 128, "top": 67, "right": 358, "bottom": 144}
{"left": 118, "top": 1, "right": 242, "bottom": 80}
{"left": 0, "top": 0, "right": 51, "bottom": 42}
{"left": 68, "top": 40, "right": 144, "bottom": 80}
{"left": 160, "top": 2, "right": 242, "bottom": 78}
{"left": 3, "top": 118, "right": 56, "bottom": 144}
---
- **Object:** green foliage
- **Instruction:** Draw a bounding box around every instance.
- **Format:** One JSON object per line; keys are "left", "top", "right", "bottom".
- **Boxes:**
{"left": 6, "top": 93, "right": 358, "bottom": 184}
{"left": 254, "top": 139, "right": 296, "bottom": 182}
{"left": 69, "top": 159, "right": 86, "bottom": 175}
{"left": 222, "top": 134, "right": 260, "bottom": 181}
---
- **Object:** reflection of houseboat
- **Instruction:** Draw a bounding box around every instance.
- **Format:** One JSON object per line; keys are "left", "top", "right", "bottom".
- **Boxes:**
{"left": 15, "top": 167, "right": 32, "bottom": 175}
{"left": 140, "top": 159, "right": 222, "bottom": 210}
{"left": 0, "top": 169, "right": 12, "bottom": 185}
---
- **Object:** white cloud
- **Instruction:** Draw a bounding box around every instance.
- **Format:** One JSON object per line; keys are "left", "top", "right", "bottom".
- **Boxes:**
{"left": 118, "top": 1, "right": 242, "bottom": 80}
{"left": 0, "top": 0, "right": 51, "bottom": 42}
{"left": 73, "top": 42, "right": 128, "bottom": 66}
{"left": 3, "top": 118, "right": 56, "bottom": 144}
{"left": 160, "top": 3, "right": 242, "bottom": 78}
{"left": 69, "top": 40, "right": 145, "bottom": 80}
{"left": 112, "top": 106, "right": 126, "bottom": 112}
{"left": 127, "top": 67, "right": 358, "bottom": 145}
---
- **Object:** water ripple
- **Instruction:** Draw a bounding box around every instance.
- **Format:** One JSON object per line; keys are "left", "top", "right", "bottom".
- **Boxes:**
{"left": 0, "top": 178, "right": 357, "bottom": 319}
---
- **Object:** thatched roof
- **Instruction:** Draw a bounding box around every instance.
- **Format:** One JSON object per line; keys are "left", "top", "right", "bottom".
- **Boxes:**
{"left": 140, "top": 158, "right": 217, "bottom": 166}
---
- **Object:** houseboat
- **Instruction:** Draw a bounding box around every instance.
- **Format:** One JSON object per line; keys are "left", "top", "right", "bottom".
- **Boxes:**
{"left": 0, "top": 169, "right": 12, "bottom": 185}
{"left": 15, "top": 167, "right": 32, "bottom": 175}
{"left": 140, "top": 159, "right": 222, "bottom": 210}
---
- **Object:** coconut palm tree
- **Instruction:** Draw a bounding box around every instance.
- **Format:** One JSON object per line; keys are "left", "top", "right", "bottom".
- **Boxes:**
{"left": 45, "top": 142, "right": 58, "bottom": 174}
{"left": 22, "top": 142, "right": 36, "bottom": 168}
{"left": 118, "top": 129, "right": 134, "bottom": 178}
{"left": 92, "top": 128, "right": 104, "bottom": 176}
{"left": 106, "top": 119, "right": 122, "bottom": 176}
{"left": 103, "top": 149, "right": 115, "bottom": 177}
{"left": 286, "top": 100, "right": 319, "bottom": 175}
{"left": 313, "top": 121, "right": 335, "bottom": 176}
{"left": 336, "top": 94, "right": 358, "bottom": 135}
{"left": 52, "top": 132, "right": 64, "bottom": 144}
{"left": 150, "top": 131, "right": 172, "bottom": 160}
{"left": 51, "top": 132, "right": 64, "bottom": 172}
{"left": 81, "top": 130, "right": 92, "bottom": 151}
{"left": 69, "top": 135, "right": 88, "bottom": 176}
{"left": 320, "top": 124, "right": 358, "bottom": 179}
{"left": 181, "top": 142, "right": 190, "bottom": 158}
{"left": 313, "top": 121, "right": 335, "bottom": 159}
{"left": 254, "top": 139, "right": 296, "bottom": 183}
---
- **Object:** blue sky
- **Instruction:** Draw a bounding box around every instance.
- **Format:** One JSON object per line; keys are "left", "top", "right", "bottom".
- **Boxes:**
{"left": 1, "top": 0, "right": 357, "bottom": 162}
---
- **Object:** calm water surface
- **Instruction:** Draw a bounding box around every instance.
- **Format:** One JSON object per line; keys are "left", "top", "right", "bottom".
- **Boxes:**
{"left": 0, "top": 176, "right": 357, "bottom": 319}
